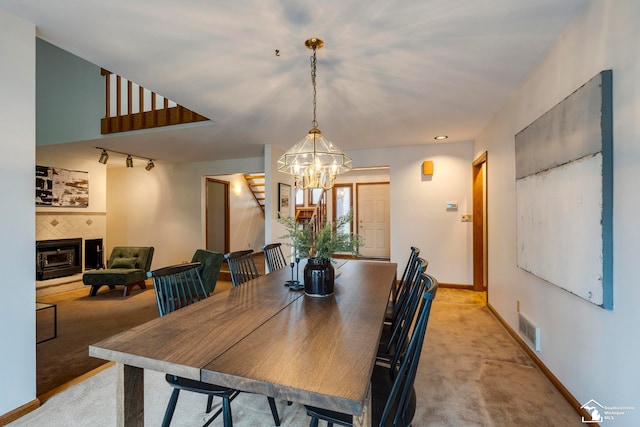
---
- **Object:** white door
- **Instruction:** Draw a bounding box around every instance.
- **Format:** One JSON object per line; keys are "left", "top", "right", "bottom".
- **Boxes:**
{"left": 357, "top": 183, "right": 390, "bottom": 258}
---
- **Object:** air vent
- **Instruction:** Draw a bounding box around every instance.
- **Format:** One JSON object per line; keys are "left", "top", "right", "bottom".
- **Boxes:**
{"left": 518, "top": 312, "right": 541, "bottom": 351}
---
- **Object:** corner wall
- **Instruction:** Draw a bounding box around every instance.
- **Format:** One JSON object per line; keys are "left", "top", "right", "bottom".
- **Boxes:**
{"left": 106, "top": 157, "right": 264, "bottom": 269}
{"left": 476, "top": 0, "right": 640, "bottom": 421}
{"left": 0, "top": 9, "right": 37, "bottom": 416}
{"left": 349, "top": 141, "right": 474, "bottom": 285}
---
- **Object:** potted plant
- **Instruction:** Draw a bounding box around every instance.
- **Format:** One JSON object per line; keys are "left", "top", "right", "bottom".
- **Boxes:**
{"left": 279, "top": 212, "right": 362, "bottom": 296}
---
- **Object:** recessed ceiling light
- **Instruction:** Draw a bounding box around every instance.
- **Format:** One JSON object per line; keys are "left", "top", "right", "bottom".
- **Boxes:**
{"left": 434, "top": 135, "right": 448, "bottom": 140}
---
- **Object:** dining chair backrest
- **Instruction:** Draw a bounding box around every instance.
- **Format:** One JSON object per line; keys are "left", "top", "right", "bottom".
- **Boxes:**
{"left": 262, "top": 243, "right": 288, "bottom": 273}
{"left": 391, "top": 251, "right": 425, "bottom": 328}
{"left": 379, "top": 273, "right": 438, "bottom": 427}
{"left": 147, "top": 262, "right": 207, "bottom": 317}
{"left": 398, "top": 246, "right": 420, "bottom": 300}
{"left": 191, "top": 249, "right": 224, "bottom": 295}
{"left": 224, "top": 249, "right": 259, "bottom": 287}
{"left": 384, "top": 257, "right": 428, "bottom": 360}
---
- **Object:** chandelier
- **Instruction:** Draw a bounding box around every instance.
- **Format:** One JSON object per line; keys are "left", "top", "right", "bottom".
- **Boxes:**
{"left": 277, "top": 38, "right": 352, "bottom": 190}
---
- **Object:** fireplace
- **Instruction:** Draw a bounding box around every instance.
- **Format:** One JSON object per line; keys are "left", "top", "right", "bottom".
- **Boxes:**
{"left": 36, "top": 238, "right": 82, "bottom": 280}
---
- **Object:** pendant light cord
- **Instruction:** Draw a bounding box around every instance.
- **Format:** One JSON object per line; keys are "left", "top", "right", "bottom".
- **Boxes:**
{"left": 311, "top": 46, "right": 318, "bottom": 129}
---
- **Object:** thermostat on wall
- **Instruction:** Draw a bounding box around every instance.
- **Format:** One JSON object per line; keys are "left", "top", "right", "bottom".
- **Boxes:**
{"left": 446, "top": 201, "right": 458, "bottom": 210}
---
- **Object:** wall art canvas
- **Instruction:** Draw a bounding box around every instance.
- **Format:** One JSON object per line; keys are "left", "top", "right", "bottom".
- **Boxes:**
{"left": 515, "top": 70, "right": 612, "bottom": 309}
{"left": 278, "top": 183, "right": 291, "bottom": 218}
{"left": 36, "top": 165, "right": 89, "bottom": 207}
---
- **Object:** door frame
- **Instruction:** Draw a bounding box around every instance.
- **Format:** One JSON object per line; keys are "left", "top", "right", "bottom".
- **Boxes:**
{"left": 206, "top": 178, "right": 230, "bottom": 254}
{"left": 472, "top": 152, "right": 488, "bottom": 292}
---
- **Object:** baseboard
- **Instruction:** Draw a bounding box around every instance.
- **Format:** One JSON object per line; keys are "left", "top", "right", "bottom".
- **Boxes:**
{"left": 486, "top": 303, "right": 597, "bottom": 425}
{"left": 439, "top": 282, "right": 474, "bottom": 290}
{"left": 0, "top": 398, "right": 40, "bottom": 426}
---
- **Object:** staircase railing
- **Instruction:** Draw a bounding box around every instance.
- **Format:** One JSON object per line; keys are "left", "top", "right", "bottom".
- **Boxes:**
{"left": 243, "top": 173, "right": 265, "bottom": 216}
{"left": 101, "top": 69, "right": 208, "bottom": 134}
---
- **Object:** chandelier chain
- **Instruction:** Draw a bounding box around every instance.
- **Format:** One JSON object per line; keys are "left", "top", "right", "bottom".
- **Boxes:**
{"left": 310, "top": 47, "right": 318, "bottom": 128}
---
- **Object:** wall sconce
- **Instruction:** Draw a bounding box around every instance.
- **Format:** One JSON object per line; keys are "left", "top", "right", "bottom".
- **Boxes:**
{"left": 96, "top": 147, "right": 154, "bottom": 171}
{"left": 422, "top": 160, "right": 434, "bottom": 176}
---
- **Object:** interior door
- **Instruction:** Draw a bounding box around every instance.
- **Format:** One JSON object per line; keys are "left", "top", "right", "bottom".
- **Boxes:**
{"left": 472, "top": 152, "right": 488, "bottom": 292}
{"left": 206, "top": 178, "right": 229, "bottom": 253}
{"left": 357, "top": 182, "right": 390, "bottom": 258}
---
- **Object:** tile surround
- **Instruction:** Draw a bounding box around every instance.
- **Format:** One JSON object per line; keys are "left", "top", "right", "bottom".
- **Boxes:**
{"left": 35, "top": 212, "right": 107, "bottom": 289}
{"left": 36, "top": 212, "right": 106, "bottom": 242}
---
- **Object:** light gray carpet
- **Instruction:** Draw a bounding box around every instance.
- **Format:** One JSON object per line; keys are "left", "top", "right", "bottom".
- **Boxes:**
{"left": 12, "top": 288, "right": 583, "bottom": 426}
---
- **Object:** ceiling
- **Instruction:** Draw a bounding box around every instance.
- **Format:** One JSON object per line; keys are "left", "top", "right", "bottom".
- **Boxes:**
{"left": 2, "top": 0, "right": 590, "bottom": 165}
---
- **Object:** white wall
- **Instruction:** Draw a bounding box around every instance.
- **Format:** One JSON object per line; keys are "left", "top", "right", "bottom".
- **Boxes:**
{"left": 476, "top": 0, "right": 640, "bottom": 422}
{"left": 107, "top": 157, "right": 264, "bottom": 269}
{"left": 265, "top": 144, "right": 295, "bottom": 255}
{"left": 105, "top": 142, "right": 473, "bottom": 286}
{"left": 36, "top": 39, "right": 103, "bottom": 146}
{"left": 208, "top": 173, "right": 265, "bottom": 253}
{"left": 348, "top": 141, "right": 474, "bottom": 285}
{"left": 0, "top": 9, "right": 36, "bottom": 415}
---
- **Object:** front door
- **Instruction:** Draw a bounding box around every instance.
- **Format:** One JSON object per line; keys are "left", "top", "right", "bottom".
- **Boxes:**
{"left": 356, "top": 182, "right": 390, "bottom": 258}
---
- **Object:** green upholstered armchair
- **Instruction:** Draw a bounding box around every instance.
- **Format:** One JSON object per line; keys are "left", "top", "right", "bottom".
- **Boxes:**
{"left": 191, "top": 249, "right": 224, "bottom": 295}
{"left": 82, "top": 246, "right": 154, "bottom": 297}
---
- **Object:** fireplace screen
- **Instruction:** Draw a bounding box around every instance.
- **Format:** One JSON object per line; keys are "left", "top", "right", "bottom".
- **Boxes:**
{"left": 36, "top": 238, "right": 82, "bottom": 280}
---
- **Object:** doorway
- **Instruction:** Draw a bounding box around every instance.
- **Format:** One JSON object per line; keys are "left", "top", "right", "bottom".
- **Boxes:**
{"left": 356, "top": 182, "right": 390, "bottom": 258}
{"left": 472, "top": 152, "right": 488, "bottom": 292}
{"left": 206, "top": 178, "right": 230, "bottom": 254}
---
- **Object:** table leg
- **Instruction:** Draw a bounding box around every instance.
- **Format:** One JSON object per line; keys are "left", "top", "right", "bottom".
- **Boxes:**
{"left": 116, "top": 363, "right": 144, "bottom": 427}
{"left": 353, "top": 384, "right": 371, "bottom": 427}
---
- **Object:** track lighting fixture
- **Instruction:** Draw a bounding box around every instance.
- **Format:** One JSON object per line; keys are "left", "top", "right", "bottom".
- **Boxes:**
{"left": 98, "top": 149, "right": 109, "bottom": 164}
{"left": 96, "top": 147, "right": 155, "bottom": 171}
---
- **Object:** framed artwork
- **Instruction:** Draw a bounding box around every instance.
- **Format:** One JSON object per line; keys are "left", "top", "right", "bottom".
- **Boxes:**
{"left": 278, "top": 183, "right": 291, "bottom": 218}
{"left": 36, "top": 165, "right": 89, "bottom": 207}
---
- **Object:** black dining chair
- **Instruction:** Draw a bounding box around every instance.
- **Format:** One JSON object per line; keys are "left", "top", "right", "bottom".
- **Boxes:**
{"left": 262, "top": 243, "right": 288, "bottom": 273}
{"left": 378, "top": 257, "right": 428, "bottom": 365}
{"left": 224, "top": 249, "right": 260, "bottom": 287}
{"left": 386, "top": 246, "right": 420, "bottom": 323}
{"left": 147, "top": 261, "right": 282, "bottom": 427}
{"left": 305, "top": 272, "right": 439, "bottom": 427}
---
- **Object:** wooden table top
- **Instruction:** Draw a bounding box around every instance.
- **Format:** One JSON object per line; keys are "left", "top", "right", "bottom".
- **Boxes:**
{"left": 90, "top": 260, "right": 396, "bottom": 416}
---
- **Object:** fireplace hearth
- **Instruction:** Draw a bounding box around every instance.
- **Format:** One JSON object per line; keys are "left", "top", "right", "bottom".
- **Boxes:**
{"left": 36, "top": 238, "right": 82, "bottom": 280}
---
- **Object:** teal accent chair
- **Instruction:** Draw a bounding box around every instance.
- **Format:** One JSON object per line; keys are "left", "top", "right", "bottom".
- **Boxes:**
{"left": 191, "top": 249, "right": 224, "bottom": 295}
{"left": 82, "top": 246, "right": 154, "bottom": 297}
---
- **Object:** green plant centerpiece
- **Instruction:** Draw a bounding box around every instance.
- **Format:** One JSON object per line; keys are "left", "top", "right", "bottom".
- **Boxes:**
{"left": 279, "top": 212, "right": 362, "bottom": 296}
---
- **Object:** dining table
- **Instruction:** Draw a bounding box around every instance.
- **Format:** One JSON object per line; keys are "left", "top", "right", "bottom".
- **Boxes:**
{"left": 89, "top": 259, "right": 397, "bottom": 427}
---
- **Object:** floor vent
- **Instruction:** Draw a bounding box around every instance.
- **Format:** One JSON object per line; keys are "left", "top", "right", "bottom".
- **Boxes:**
{"left": 518, "top": 312, "right": 541, "bottom": 351}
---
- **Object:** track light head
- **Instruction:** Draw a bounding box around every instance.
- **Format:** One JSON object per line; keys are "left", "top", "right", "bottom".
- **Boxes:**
{"left": 96, "top": 147, "right": 154, "bottom": 171}
{"left": 98, "top": 149, "right": 109, "bottom": 164}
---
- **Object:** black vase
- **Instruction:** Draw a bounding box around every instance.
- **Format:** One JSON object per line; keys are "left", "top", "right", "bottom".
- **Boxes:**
{"left": 304, "top": 258, "right": 335, "bottom": 296}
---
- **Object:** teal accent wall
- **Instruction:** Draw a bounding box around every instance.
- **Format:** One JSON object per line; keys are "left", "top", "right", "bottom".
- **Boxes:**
{"left": 36, "top": 39, "right": 103, "bottom": 146}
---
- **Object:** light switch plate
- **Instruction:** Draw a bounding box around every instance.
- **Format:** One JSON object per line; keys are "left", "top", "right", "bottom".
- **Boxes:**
{"left": 461, "top": 214, "right": 472, "bottom": 222}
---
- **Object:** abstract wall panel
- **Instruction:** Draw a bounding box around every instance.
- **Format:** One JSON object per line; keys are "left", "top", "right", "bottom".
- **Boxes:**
{"left": 515, "top": 70, "right": 612, "bottom": 309}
